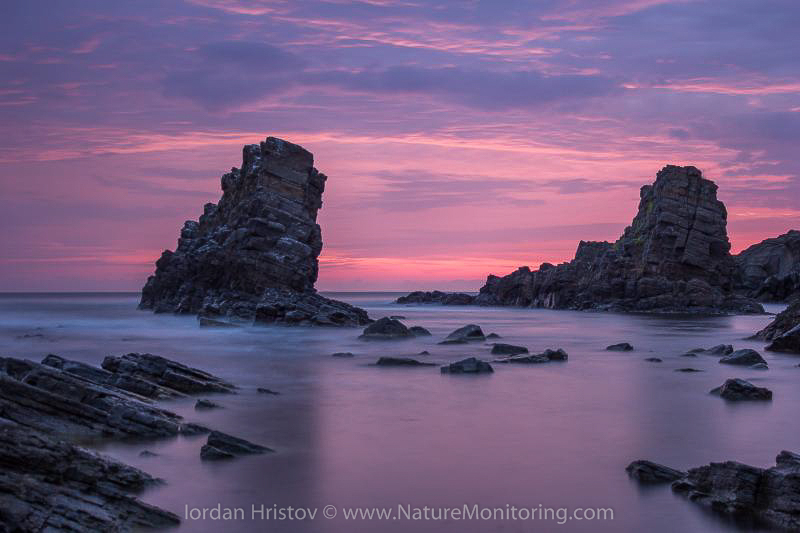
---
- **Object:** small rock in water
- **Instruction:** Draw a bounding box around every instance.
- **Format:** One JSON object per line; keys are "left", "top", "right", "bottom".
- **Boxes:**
{"left": 375, "top": 357, "right": 435, "bottom": 367}
{"left": 418, "top": 350, "right": 430, "bottom": 355}
{"left": 719, "top": 349, "right": 767, "bottom": 367}
{"left": 486, "top": 333, "right": 501, "bottom": 339}
{"left": 440, "top": 357, "right": 493, "bottom": 374}
{"left": 195, "top": 399, "right": 222, "bottom": 410}
{"left": 675, "top": 368, "right": 703, "bottom": 372}
{"left": 359, "top": 317, "right": 414, "bottom": 340}
{"left": 139, "top": 450, "right": 159, "bottom": 458}
{"left": 200, "top": 430, "right": 272, "bottom": 460}
{"left": 750, "top": 362, "right": 769, "bottom": 370}
{"left": 626, "top": 460, "right": 686, "bottom": 483}
{"left": 606, "top": 342, "right": 634, "bottom": 351}
{"left": 441, "top": 325, "right": 485, "bottom": 344}
{"left": 494, "top": 348, "right": 568, "bottom": 364}
{"left": 698, "top": 344, "right": 734, "bottom": 356}
{"left": 409, "top": 325, "right": 432, "bottom": 336}
{"left": 680, "top": 352, "right": 698, "bottom": 357}
{"left": 390, "top": 315, "right": 406, "bottom": 320}
{"left": 644, "top": 357, "right": 663, "bottom": 363}
{"left": 710, "top": 379, "right": 772, "bottom": 401}
{"left": 331, "top": 352, "right": 354, "bottom": 358}
{"left": 257, "top": 388, "right": 280, "bottom": 395}
{"left": 490, "top": 343, "right": 529, "bottom": 355}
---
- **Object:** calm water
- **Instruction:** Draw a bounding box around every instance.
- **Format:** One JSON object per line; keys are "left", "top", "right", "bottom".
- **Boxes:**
{"left": 0, "top": 292, "right": 796, "bottom": 532}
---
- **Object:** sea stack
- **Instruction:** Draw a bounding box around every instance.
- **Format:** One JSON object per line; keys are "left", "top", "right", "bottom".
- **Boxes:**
{"left": 139, "top": 137, "right": 369, "bottom": 326}
{"left": 474, "top": 165, "right": 763, "bottom": 314}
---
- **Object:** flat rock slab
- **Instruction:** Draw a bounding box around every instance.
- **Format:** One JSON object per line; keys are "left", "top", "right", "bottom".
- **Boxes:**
{"left": 626, "top": 460, "right": 686, "bottom": 483}
{"left": 710, "top": 379, "right": 772, "bottom": 401}
{"left": 201, "top": 430, "right": 273, "bottom": 460}
{"left": 0, "top": 426, "right": 179, "bottom": 532}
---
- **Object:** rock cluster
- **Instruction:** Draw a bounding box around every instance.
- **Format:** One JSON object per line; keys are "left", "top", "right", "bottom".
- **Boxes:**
{"left": 735, "top": 230, "right": 800, "bottom": 301}
{"left": 139, "top": 137, "right": 369, "bottom": 327}
{"left": 399, "top": 166, "right": 763, "bottom": 315}
{"left": 0, "top": 352, "right": 266, "bottom": 530}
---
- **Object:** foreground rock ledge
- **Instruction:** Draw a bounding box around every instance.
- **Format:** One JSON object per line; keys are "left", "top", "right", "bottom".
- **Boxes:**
{"left": 139, "top": 137, "right": 369, "bottom": 327}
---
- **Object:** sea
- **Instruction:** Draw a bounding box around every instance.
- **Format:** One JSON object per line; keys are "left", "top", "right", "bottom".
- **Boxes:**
{"left": 0, "top": 292, "right": 795, "bottom": 532}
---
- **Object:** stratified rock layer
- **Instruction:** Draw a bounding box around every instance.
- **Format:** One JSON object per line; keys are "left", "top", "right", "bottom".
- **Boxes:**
{"left": 140, "top": 137, "right": 369, "bottom": 326}
{"left": 735, "top": 230, "right": 800, "bottom": 301}
{"left": 474, "top": 166, "right": 763, "bottom": 314}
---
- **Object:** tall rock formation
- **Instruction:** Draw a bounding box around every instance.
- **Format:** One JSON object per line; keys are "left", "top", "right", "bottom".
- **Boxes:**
{"left": 734, "top": 230, "right": 800, "bottom": 301}
{"left": 140, "top": 137, "right": 369, "bottom": 326}
{"left": 469, "top": 166, "right": 762, "bottom": 313}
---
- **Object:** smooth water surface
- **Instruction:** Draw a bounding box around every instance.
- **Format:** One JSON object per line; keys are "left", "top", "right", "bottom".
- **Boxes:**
{"left": 0, "top": 292, "right": 795, "bottom": 532}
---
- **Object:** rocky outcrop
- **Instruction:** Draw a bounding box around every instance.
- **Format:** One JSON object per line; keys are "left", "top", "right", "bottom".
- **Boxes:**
{"left": 710, "top": 379, "right": 772, "bottom": 401}
{"left": 139, "top": 137, "right": 369, "bottom": 327}
{"left": 671, "top": 451, "right": 800, "bottom": 530}
{"left": 401, "top": 166, "right": 762, "bottom": 315}
{"left": 200, "top": 430, "right": 272, "bottom": 460}
{"left": 735, "top": 230, "right": 800, "bottom": 301}
{"left": 0, "top": 426, "right": 180, "bottom": 532}
{"left": 754, "top": 300, "right": 800, "bottom": 353}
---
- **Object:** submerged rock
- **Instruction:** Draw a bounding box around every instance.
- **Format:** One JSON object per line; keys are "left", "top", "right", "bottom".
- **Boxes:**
{"left": 200, "top": 430, "right": 272, "bottom": 460}
{"left": 359, "top": 317, "right": 414, "bottom": 340}
{"left": 195, "top": 399, "right": 222, "bottom": 410}
{"left": 626, "top": 460, "right": 686, "bottom": 483}
{"left": 644, "top": 357, "right": 663, "bottom": 362}
{"left": 734, "top": 230, "right": 800, "bottom": 301}
{"left": 440, "top": 324, "right": 485, "bottom": 344}
{"left": 331, "top": 352, "right": 354, "bottom": 358}
{"left": 719, "top": 349, "right": 767, "bottom": 367}
{"left": 440, "top": 357, "right": 494, "bottom": 374}
{"left": 675, "top": 368, "right": 703, "bottom": 372}
{"left": 691, "top": 344, "right": 734, "bottom": 356}
{"left": 139, "top": 137, "right": 370, "bottom": 327}
{"left": 470, "top": 166, "right": 763, "bottom": 315}
{"left": 490, "top": 343, "right": 529, "bottom": 355}
{"left": 606, "top": 342, "right": 634, "bottom": 351}
{"left": 409, "top": 325, "right": 432, "bottom": 336}
{"left": 710, "top": 379, "right": 772, "bottom": 401}
{"left": 257, "top": 387, "right": 280, "bottom": 395}
{"left": 0, "top": 426, "right": 180, "bottom": 532}
{"left": 495, "top": 348, "right": 568, "bottom": 364}
{"left": 671, "top": 451, "right": 800, "bottom": 530}
{"left": 375, "top": 357, "right": 435, "bottom": 367}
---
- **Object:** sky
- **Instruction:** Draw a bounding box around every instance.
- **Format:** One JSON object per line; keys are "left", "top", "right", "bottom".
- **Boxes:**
{"left": 1, "top": 0, "right": 799, "bottom": 291}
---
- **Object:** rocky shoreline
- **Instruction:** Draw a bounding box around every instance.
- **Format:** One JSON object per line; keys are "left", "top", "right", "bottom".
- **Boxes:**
{"left": 0, "top": 352, "right": 269, "bottom": 531}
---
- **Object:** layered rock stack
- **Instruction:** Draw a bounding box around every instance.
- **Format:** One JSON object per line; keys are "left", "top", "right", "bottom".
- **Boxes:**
{"left": 418, "top": 166, "right": 762, "bottom": 314}
{"left": 734, "top": 230, "right": 800, "bottom": 301}
{"left": 140, "top": 137, "right": 369, "bottom": 326}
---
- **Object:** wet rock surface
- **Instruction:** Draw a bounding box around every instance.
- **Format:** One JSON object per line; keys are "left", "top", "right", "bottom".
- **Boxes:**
{"left": 754, "top": 300, "right": 800, "bottom": 353}
{"left": 606, "top": 342, "right": 634, "bottom": 351}
{"left": 375, "top": 357, "right": 436, "bottom": 367}
{"left": 719, "top": 349, "right": 767, "bottom": 367}
{"left": 139, "top": 137, "right": 369, "bottom": 327}
{"left": 401, "top": 166, "right": 763, "bottom": 315}
{"left": 359, "top": 317, "right": 414, "bottom": 340}
{"left": 626, "top": 460, "right": 686, "bottom": 483}
{"left": 490, "top": 343, "right": 529, "bottom": 355}
{"left": 735, "top": 230, "right": 800, "bottom": 301}
{"left": 671, "top": 451, "right": 800, "bottom": 530}
{"left": 440, "top": 324, "right": 486, "bottom": 344}
{"left": 440, "top": 357, "right": 494, "bottom": 374}
{"left": 710, "top": 379, "right": 772, "bottom": 401}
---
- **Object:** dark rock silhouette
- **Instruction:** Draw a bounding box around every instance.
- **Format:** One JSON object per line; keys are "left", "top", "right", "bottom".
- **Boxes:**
{"left": 359, "top": 317, "right": 414, "bottom": 340}
{"left": 440, "top": 357, "right": 494, "bottom": 374}
{"left": 375, "top": 357, "right": 436, "bottom": 367}
{"left": 139, "top": 137, "right": 369, "bottom": 327}
{"left": 710, "top": 379, "right": 772, "bottom": 401}
{"left": 719, "top": 349, "right": 767, "bottom": 367}
{"left": 626, "top": 460, "right": 685, "bottom": 483}
{"left": 735, "top": 230, "right": 800, "bottom": 301}
{"left": 396, "top": 291, "right": 475, "bottom": 305}
{"left": 200, "top": 430, "right": 272, "bottom": 460}
{"left": 399, "top": 166, "right": 763, "bottom": 315}
{"left": 606, "top": 342, "right": 633, "bottom": 351}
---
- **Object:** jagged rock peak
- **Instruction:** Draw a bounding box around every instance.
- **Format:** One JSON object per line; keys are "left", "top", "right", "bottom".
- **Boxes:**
{"left": 139, "top": 137, "right": 370, "bottom": 326}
